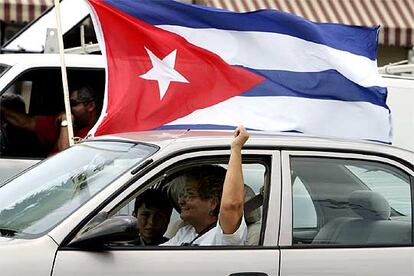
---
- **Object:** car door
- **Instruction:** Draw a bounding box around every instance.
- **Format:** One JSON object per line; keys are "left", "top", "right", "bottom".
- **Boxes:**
{"left": 279, "top": 150, "right": 414, "bottom": 276}
{"left": 52, "top": 149, "right": 281, "bottom": 276}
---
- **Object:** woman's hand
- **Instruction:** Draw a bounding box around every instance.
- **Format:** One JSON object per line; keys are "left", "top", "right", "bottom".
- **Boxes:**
{"left": 231, "top": 125, "right": 249, "bottom": 150}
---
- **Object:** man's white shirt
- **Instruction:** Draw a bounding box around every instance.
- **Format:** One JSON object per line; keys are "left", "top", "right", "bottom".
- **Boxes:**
{"left": 162, "top": 218, "right": 247, "bottom": 246}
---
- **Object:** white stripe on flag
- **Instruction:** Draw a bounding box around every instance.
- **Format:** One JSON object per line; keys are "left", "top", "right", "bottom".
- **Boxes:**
{"left": 167, "top": 96, "right": 391, "bottom": 142}
{"left": 158, "top": 25, "right": 384, "bottom": 88}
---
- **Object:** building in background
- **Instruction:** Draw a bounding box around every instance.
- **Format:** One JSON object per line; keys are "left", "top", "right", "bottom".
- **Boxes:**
{"left": 196, "top": 0, "right": 414, "bottom": 66}
{"left": 0, "top": 0, "right": 53, "bottom": 46}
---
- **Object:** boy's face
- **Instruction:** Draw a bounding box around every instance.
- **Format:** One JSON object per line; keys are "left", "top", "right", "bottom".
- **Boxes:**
{"left": 136, "top": 203, "right": 170, "bottom": 244}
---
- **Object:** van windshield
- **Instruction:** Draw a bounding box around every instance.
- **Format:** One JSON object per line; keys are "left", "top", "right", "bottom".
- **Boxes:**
{"left": 0, "top": 140, "right": 157, "bottom": 238}
{"left": 0, "top": 64, "right": 10, "bottom": 77}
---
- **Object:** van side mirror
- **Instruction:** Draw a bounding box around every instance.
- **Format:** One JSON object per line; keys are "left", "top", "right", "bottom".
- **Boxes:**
{"left": 68, "top": 215, "right": 138, "bottom": 249}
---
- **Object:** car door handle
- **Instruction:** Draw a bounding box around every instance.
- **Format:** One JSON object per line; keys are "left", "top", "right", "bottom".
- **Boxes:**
{"left": 229, "top": 273, "right": 268, "bottom": 276}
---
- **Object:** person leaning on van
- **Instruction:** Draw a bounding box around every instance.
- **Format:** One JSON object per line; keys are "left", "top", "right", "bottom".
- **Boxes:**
{"left": 0, "top": 85, "right": 100, "bottom": 156}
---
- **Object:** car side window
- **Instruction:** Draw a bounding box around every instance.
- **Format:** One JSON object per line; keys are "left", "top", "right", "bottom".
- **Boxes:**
{"left": 113, "top": 160, "right": 268, "bottom": 247}
{"left": 291, "top": 157, "right": 412, "bottom": 246}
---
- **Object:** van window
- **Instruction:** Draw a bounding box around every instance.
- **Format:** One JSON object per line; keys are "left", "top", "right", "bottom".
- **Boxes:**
{"left": 64, "top": 16, "right": 98, "bottom": 50}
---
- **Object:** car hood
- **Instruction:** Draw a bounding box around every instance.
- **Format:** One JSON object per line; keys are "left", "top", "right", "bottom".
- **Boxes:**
{"left": 0, "top": 234, "right": 54, "bottom": 245}
{"left": 0, "top": 235, "right": 58, "bottom": 274}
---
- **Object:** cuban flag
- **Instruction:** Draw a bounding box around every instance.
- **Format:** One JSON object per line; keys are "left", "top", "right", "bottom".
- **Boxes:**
{"left": 87, "top": 0, "right": 391, "bottom": 143}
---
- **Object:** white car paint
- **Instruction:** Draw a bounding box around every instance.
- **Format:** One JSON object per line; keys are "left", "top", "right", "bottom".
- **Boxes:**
{"left": 0, "top": 235, "right": 58, "bottom": 275}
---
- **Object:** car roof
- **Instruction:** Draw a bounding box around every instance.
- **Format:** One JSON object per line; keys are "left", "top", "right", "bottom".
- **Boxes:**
{"left": 0, "top": 53, "right": 104, "bottom": 68}
{"left": 90, "top": 130, "right": 414, "bottom": 164}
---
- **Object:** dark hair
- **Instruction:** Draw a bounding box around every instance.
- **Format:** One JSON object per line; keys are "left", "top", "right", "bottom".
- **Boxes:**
{"left": 71, "top": 85, "right": 102, "bottom": 113}
{"left": 0, "top": 93, "right": 43, "bottom": 157}
{"left": 182, "top": 165, "right": 227, "bottom": 216}
{"left": 0, "top": 93, "right": 25, "bottom": 113}
{"left": 133, "top": 189, "right": 173, "bottom": 216}
{"left": 72, "top": 85, "right": 97, "bottom": 102}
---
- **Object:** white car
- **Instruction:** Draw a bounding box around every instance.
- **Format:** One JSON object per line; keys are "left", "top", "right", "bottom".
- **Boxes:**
{"left": 0, "top": 130, "right": 413, "bottom": 276}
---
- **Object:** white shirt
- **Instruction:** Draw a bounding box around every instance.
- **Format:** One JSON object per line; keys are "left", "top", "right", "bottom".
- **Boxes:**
{"left": 162, "top": 218, "right": 247, "bottom": 246}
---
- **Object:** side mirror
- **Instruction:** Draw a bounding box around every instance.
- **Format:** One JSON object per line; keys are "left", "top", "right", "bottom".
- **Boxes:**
{"left": 68, "top": 215, "right": 138, "bottom": 249}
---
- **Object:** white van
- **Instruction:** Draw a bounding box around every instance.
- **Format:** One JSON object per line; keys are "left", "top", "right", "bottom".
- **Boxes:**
{"left": 0, "top": 53, "right": 105, "bottom": 182}
{"left": 383, "top": 74, "right": 414, "bottom": 152}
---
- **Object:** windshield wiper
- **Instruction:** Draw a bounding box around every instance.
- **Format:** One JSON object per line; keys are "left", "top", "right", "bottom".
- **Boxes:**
{"left": 0, "top": 228, "right": 18, "bottom": 237}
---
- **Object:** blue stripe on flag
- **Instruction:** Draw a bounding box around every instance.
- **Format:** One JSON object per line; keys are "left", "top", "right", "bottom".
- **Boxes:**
{"left": 242, "top": 69, "right": 388, "bottom": 108}
{"left": 104, "top": 0, "right": 378, "bottom": 60}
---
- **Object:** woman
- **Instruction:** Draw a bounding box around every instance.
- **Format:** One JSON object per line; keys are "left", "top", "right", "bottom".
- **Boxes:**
{"left": 163, "top": 126, "right": 249, "bottom": 246}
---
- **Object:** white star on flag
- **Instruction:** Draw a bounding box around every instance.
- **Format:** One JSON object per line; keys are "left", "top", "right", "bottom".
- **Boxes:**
{"left": 140, "top": 47, "right": 189, "bottom": 100}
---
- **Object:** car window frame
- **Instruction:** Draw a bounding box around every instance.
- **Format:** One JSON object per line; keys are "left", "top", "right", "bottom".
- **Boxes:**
{"left": 59, "top": 148, "right": 281, "bottom": 249}
{"left": 280, "top": 150, "right": 414, "bottom": 248}
{"left": 0, "top": 66, "right": 105, "bottom": 97}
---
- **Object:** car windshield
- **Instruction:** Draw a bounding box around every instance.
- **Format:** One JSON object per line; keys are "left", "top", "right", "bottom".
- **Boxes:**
{"left": 0, "top": 140, "right": 157, "bottom": 238}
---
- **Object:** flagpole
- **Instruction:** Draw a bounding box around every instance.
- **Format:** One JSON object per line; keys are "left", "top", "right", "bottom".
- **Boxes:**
{"left": 54, "top": 0, "right": 74, "bottom": 146}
